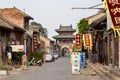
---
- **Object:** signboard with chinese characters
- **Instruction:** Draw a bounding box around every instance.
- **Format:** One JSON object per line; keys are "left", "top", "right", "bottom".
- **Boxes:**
{"left": 33, "top": 36, "right": 38, "bottom": 52}
{"left": 106, "top": 0, "right": 120, "bottom": 29}
{"left": 72, "top": 52, "right": 80, "bottom": 74}
{"left": 102, "top": 0, "right": 120, "bottom": 37}
{"left": 83, "top": 34, "right": 92, "bottom": 47}
{"left": 76, "top": 34, "right": 81, "bottom": 49}
{"left": 80, "top": 52, "right": 86, "bottom": 67}
{"left": 10, "top": 45, "right": 24, "bottom": 52}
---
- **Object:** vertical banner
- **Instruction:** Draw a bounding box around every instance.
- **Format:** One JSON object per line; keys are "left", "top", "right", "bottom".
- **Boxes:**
{"left": 83, "top": 34, "right": 92, "bottom": 49}
{"left": 72, "top": 52, "right": 80, "bottom": 74}
{"left": 103, "top": 0, "right": 120, "bottom": 36}
{"left": 76, "top": 34, "right": 81, "bottom": 50}
{"left": 80, "top": 52, "right": 86, "bottom": 67}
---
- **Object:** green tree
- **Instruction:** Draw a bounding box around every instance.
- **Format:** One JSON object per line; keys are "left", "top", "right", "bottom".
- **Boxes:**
{"left": 77, "top": 18, "right": 89, "bottom": 51}
{"left": 77, "top": 18, "right": 89, "bottom": 34}
{"left": 30, "top": 21, "right": 48, "bottom": 37}
{"left": 40, "top": 28, "right": 48, "bottom": 37}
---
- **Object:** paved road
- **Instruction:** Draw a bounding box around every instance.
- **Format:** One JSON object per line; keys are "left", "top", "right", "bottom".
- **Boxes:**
{"left": 0, "top": 57, "right": 103, "bottom": 80}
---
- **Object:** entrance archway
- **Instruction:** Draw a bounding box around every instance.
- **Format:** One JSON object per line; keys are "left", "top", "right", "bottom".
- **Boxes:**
{"left": 62, "top": 47, "right": 69, "bottom": 56}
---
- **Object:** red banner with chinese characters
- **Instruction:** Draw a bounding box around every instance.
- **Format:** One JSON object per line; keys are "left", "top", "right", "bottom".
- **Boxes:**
{"left": 76, "top": 34, "right": 81, "bottom": 49}
{"left": 106, "top": 0, "right": 120, "bottom": 29}
{"left": 83, "top": 34, "right": 91, "bottom": 47}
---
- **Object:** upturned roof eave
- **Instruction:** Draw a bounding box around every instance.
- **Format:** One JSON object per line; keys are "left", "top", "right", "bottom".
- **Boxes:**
{"left": 89, "top": 14, "right": 107, "bottom": 29}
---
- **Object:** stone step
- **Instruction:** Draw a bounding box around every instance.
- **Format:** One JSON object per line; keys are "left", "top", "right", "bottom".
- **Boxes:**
{"left": 106, "top": 72, "right": 120, "bottom": 80}
{"left": 95, "top": 68, "right": 111, "bottom": 80}
{"left": 110, "top": 70, "right": 120, "bottom": 77}
{"left": 98, "top": 66, "right": 120, "bottom": 80}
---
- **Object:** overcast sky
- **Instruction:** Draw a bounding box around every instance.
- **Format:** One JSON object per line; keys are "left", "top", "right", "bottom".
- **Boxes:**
{"left": 0, "top": 0, "right": 103, "bottom": 40}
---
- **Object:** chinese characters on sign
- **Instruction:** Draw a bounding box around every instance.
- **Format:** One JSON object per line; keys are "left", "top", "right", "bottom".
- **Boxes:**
{"left": 83, "top": 34, "right": 91, "bottom": 47}
{"left": 80, "top": 52, "right": 86, "bottom": 67}
{"left": 72, "top": 52, "right": 80, "bottom": 74}
{"left": 106, "top": 0, "right": 120, "bottom": 29}
{"left": 76, "top": 34, "right": 81, "bottom": 49}
{"left": 33, "top": 36, "right": 38, "bottom": 52}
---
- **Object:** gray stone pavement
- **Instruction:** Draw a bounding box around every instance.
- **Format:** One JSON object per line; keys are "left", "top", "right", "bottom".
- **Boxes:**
{"left": 0, "top": 57, "right": 103, "bottom": 80}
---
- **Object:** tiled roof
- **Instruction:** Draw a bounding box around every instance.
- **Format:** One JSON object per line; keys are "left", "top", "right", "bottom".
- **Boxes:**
{"left": 53, "top": 35, "right": 75, "bottom": 39}
{"left": 89, "top": 14, "right": 106, "bottom": 28}
{"left": 55, "top": 25, "right": 76, "bottom": 32}
{"left": 0, "top": 7, "right": 33, "bottom": 19}
{"left": 0, "top": 15, "right": 25, "bottom": 31}
{"left": 0, "top": 17, "right": 13, "bottom": 29}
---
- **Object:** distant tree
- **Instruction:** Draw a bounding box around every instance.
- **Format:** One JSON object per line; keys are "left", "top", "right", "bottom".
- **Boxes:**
{"left": 77, "top": 18, "right": 89, "bottom": 34}
{"left": 40, "top": 28, "right": 48, "bottom": 37}
{"left": 30, "top": 21, "right": 48, "bottom": 37}
{"left": 30, "top": 21, "right": 41, "bottom": 27}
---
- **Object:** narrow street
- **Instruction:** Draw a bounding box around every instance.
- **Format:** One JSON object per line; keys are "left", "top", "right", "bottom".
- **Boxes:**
{"left": 0, "top": 57, "right": 103, "bottom": 80}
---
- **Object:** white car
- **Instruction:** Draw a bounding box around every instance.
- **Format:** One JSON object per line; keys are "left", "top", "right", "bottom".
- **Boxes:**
{"left": 46, "top": 54, "right": 53, "bottom": 62}
{"left": 53, "top": 53, "right": 59, "bottom": 59}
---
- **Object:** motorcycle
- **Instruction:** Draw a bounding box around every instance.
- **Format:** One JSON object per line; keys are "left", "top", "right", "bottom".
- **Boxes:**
{"left": 29, "top": 57, "right": 42, "bottom": 66}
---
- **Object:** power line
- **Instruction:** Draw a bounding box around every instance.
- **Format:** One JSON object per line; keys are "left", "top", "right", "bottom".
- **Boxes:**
{"left": 71, "top": 3, "right": 103, "bottom": 10}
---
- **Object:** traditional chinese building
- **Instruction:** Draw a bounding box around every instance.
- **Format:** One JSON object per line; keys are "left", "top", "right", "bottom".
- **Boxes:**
{"left": 0, "top": 7, "right": 33, "bottom": 59}
{"left": 53, "top": 25, "right": 76, "bottom": 56}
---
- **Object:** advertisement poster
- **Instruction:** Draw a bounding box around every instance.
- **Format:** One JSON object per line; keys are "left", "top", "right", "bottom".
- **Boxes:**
{"left": 72, "top": 52, "right": 80, "bottom": 74}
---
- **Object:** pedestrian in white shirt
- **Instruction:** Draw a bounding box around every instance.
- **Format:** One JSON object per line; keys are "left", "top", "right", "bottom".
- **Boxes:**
{"left": 7, "top": 51, "right": 12, "bottom": 65}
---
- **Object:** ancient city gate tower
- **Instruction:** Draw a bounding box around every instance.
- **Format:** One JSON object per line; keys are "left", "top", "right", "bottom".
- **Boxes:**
{"left": 53, "top": 25, "right": 76, "bottom": 56}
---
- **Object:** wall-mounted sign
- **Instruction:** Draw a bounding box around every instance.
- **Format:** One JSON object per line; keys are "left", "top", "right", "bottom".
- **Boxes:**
{"left": 10, "top": 45, "right": 24, "bottom": 52}
{"left": 33, "top": 36, "right": 38, "bottom": 52}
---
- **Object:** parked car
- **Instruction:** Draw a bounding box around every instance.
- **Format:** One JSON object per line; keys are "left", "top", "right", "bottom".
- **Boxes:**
{"left": 46, "top": 54, "right": 54, "bottom": 62}
{"left": 53, "top": 53, "right": 59, "bottom": 59}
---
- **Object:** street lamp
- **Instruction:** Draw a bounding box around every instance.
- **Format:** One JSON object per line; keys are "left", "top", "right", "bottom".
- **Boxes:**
{"left": 23, "top": 33, "right": 27, "bottom": 54}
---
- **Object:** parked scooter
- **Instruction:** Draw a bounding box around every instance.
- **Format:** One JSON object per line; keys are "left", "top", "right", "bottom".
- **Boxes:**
{"left": 29, "top": 57, "right": 42, "bottom": 66}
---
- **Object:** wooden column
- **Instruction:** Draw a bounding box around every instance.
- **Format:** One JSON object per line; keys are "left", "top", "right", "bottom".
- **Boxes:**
{"left": 107, "top": 34, "right": 110, "bottom": 66}
{"left": 112, "top": 33, "right": 115, "bottom": 68}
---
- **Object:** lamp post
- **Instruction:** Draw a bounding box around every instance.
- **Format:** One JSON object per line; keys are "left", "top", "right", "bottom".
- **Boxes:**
{"left": 23, "top": 33, "right": 27, "bottom": 54}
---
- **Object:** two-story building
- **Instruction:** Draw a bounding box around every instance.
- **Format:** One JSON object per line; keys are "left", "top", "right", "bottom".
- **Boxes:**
{"left": 0, "top": 7, "right": 33, "bottom": 61}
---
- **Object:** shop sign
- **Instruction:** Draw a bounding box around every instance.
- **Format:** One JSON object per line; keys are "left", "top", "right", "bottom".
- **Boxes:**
{"left": 10, "top": 45, "right": 24, "bottom": 52}
{"left": 106, "top": 0, "right": 120, "bottom": 29}
{"left": 76, "top": 34, "right": 81, "bottom": 49}
{"left": 83, "top": 34, "right": 92, "bottom": 47}
{"left": 80, "top": 52, "right": 86, "bottom": 67}
{"left": 72, "top": 52, "right": 80, "bottom": 74}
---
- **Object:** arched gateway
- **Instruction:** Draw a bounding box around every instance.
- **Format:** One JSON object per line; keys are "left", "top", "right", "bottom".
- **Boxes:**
{"left": 53, "top": 25, "right": 76, "bottom": 56}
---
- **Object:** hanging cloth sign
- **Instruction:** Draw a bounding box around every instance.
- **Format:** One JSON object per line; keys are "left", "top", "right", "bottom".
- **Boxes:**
{"left": 76, "top": 34, "right": 81, "bottom": 50}
{"left": 83, "top": 34, "right": 92, "bottom": 50}
{"left": 103, "top": 0, "right": 120, "bottom": 37}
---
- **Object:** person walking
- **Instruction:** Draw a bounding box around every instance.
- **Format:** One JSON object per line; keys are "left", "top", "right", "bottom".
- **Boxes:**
{"left": 21, "top": 53, "right": 27, "bottom": 70}
{"left": 7, "top": 51, "right": 12, "bottom": 65}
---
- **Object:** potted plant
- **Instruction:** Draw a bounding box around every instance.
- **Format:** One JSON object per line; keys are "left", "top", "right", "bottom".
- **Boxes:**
{"left": 0, "top": 66, "right": 9, "bottom": 76}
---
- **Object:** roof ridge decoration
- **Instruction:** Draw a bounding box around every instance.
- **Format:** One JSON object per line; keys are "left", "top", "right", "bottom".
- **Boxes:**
{"left": 57, "top": 24, "right": 76, "bottom": 31}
